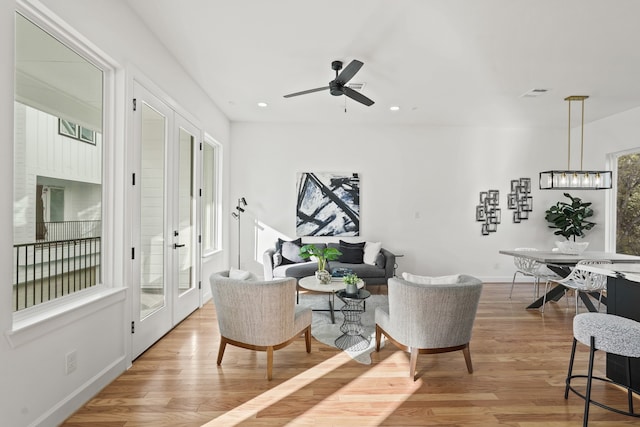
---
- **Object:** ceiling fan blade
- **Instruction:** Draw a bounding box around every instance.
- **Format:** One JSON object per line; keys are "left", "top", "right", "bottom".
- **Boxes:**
{"left": 283, "top": 86, "right": 329, "bottom": 98}
{"left": 342, "top": 86, "right": 375, "bottom": 106}
{"left": 335, "top": 60, "right": 363, "bottom": 85}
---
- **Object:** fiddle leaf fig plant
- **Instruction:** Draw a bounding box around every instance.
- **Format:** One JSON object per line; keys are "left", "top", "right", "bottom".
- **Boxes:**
{"left": 299, "top": 244, "right": 342, "bottom": 271}
{"left": 544, "top": 192, "right": 596, "bottom": 241}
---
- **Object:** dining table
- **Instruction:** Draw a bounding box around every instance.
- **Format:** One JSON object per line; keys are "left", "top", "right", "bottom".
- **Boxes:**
{"left": 499, "top": 250, "right": 640, "bottom": 311}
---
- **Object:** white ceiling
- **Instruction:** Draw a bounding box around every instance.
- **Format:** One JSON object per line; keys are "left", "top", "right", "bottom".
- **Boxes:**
{"left": 124, "top": 0, "right": 640, "bottom": 128}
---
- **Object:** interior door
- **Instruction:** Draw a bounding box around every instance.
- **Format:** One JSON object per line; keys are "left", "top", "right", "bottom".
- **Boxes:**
{"left": 131, "top": 82, "right": 201, "bottom": 359}
{"left": 172, "top": 116, "right": 200, "bottom": 322}
{"left": 132, "top": 83, "right": 173, "bottom": 358}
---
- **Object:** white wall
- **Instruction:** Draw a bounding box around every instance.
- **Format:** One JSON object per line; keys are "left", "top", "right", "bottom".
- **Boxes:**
{"left": 230, "top": 122, "right": 620, "bottom": 281}
{"left": 1, "top": 1, "right": 231, "bottom": 426}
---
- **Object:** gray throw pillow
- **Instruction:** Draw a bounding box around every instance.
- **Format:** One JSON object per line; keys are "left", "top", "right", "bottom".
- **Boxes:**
{"left": 273, "top": 251, "right": 283, "bottom": 267}
{"left": 374, "top": 252, "right": 385, "bottom": 268}
{"left": 281, "top": 241, "right": 305, "bottom": 264}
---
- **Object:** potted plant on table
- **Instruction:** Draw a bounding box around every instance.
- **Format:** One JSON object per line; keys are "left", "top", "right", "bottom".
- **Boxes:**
{"left": 545, "top": 192, "right": 596, "bottom": 254}
{"left": 343, "top": 273, "right": 360, "bottom": 296}
{"left": 299, "top": 244, "right": 342, "bottom": 284}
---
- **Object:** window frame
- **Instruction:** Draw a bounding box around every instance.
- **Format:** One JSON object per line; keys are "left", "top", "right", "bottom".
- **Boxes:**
{"left": 11, "top": 1, "right": 122, "bottom": 341}
{"left": 607, "top": 147, "right": 640, "bottom": 254}
{"left": 201, "top": 133, "right": 222, "bottom": 257}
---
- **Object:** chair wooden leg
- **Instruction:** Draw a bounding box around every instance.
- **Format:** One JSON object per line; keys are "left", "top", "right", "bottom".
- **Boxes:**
{"left": 266, "top": 346, "right": 274, "bottom": 381}
{"left": 217, "top": 338, "right": 227, "bottom": 365}
{"left": 462, "top": 344, "right": 473, "bottom": 373}
{"left": 304, "top": 326, "right": 311, "bottom": 353}
{"left": 375, "top": 325, "right": 382, "bottom": 351}
{"left": 409, "top": 347, "right": 419, "bottom": 380}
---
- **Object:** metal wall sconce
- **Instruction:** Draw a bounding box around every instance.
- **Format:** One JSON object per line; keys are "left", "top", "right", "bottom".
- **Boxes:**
{"left": 476, "top": 190, "right": 500, "bottom": 235}
{"left": 231, "top": 197, "right": 247, "bottom": 268}
{"left": 507, "top": 178, "right": 533, "bottom": 223}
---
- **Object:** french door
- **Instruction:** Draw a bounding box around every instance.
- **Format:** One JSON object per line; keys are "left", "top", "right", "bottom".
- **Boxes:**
{"left": 131, "top": 82, "right": 200, "bottom": 358}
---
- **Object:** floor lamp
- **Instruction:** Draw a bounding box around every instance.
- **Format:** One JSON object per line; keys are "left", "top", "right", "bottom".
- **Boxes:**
{"left": 231, "top": 197, "right": 247, "bottom": 269}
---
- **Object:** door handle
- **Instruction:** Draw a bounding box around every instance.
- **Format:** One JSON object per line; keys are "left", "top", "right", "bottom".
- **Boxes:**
{"left": 174, "top": 243, "right": 185, "bottom": 249}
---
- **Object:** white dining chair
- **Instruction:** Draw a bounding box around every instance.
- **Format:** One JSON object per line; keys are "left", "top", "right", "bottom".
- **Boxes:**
{"left": 510, "top": 248, "right": 560, "bottom": 301}
{"left": 544, "top": 259, "right": 611, "bottom": 314}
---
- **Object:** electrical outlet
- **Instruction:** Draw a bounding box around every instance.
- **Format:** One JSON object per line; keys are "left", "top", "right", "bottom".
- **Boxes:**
{"left": 65, "top": 350, "right": 77, "bottom": 375}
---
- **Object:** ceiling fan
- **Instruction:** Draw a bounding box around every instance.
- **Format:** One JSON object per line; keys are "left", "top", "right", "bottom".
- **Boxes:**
{"left": 283, "top": 59, "right": 375, "bottom": 106}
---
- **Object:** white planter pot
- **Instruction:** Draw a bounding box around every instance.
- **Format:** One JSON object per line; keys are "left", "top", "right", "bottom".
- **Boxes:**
{"left": 555, "top": 241, "right": 589, "bottom": 255}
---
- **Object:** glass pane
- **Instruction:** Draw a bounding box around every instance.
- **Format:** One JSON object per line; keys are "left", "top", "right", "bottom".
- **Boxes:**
{"left": 616, "top": 152, "right": 640, "bottom": 255}
{"left": 202, "top": 143, "right": 216, "bottom": 252}
{"left": 13, "top": 14, "right": 103, "bottom": 311}
{"left": 49, "top": 188, "right": 64, "bottom": 222}
{"left": 140, "top": 104, "right": 166, "bottom": 319}
{"left": 177, "top": 128, "right": 194, "bottom": 294}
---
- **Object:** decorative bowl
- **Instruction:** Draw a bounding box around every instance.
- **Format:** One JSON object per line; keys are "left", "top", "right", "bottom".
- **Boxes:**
{"left": 555, "top": 241, "right": 589, "bottom": 255}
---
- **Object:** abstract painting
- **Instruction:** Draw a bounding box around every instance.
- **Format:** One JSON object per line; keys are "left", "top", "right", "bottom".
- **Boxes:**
{"left": 296, "top": 172, "right": 360, "bottom": 236}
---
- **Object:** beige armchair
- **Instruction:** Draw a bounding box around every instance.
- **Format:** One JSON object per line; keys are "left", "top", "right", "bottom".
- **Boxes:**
{"left": 375, "top": 274, "right": 483, "bottom": 381}
{"left": 209, "top": 271, "right": 312, "bottom": 380}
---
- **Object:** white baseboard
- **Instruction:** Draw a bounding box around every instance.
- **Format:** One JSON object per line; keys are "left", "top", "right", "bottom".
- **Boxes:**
{"left": 30, "top": 355, "right": 128, "bottom": 427}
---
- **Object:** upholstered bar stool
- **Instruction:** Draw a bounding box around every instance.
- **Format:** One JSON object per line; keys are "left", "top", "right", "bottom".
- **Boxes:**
{"left": 565, "top": 313, "right": 640, "bottom": 426}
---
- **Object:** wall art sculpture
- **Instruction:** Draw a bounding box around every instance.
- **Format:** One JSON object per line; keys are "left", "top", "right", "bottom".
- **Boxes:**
{"left": 296, "top": 172, "right": 360, "bottom": 236}
{"left": 476, "top": 189, "right": 500, "bottom": 235}
{"left": 507, "top": 177, "right": 533, "bottom": 223}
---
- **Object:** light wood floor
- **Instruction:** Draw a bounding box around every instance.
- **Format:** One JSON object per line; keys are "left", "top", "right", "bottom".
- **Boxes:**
{"left": 62, "top": 283, "right": 639, "bottom": 426}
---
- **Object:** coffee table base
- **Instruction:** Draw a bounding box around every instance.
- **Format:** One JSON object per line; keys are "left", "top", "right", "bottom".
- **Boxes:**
{"left": 335, "top": 333, "right": 371, "bottom": 351}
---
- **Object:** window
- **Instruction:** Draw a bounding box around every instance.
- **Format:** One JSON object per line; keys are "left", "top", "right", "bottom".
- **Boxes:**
{"left": 202, "top": 136, "right": 221, "bottom": 254}
{"left": 58, "top": 118, "right": 97, "bottom": 145}
{"left": 615, "top": 151, "right": 640, "bottom": 255}
{"left": 13, "top": 13, "right": 104, "bottom": 311}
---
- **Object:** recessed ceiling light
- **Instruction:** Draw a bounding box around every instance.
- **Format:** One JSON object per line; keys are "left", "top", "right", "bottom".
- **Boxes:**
{"left": 390, "top": 106, "right": 400, "bottom": 111}
{"left": 257, "top": 102, "right": 268, "bottom": 108}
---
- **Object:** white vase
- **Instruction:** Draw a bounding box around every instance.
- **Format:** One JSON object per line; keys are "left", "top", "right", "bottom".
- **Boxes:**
{"left": 315, "top": 269, "right": 332, "bottom": 284}
{"left": 555, "top": 240, "right": 589, "bottom": 255}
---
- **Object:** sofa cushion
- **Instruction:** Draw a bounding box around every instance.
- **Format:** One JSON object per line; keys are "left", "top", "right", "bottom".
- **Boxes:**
{"left": 277, "top": 238, "right": 304, "bottom": 265}
{"left": 273, "top": 261, "right": 318, "bottom": 279}
{"left": 402, "top": 272, "right": 461, "bottom": 285}
{"left": 229, "top": 267, "right": 253, "bottom": 280}
{"left": 330, "top": 261, "right": 384, "bottom": 278}
{"left": 273, "top": 251, "right": 283, "bottom": 267}
{"left": 282, "top": 241, "right": 305, "bottom": 263}
{"left": 363, "top": 241, "right": 382, "bottom": 265}
{"left": 374, "top": 252, "right": 385, "bottom": 268}
{"left": 337, "top": 240, "right": 365, "bottom": 264}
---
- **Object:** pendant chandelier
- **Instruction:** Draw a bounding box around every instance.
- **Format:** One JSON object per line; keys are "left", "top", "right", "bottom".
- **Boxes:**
{"left": 539, "top": 95, "right": 612, "bottom": 190}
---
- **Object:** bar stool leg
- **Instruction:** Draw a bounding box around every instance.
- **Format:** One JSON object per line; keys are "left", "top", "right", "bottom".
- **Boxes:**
{"left": 628, "top": 356, "right": 635, "bottom": 415}
{"left": 565, "top": 338, "right": 578, "bottom": 399}
{"left": 584, "top": 336, "right": 597, "bottom": 427}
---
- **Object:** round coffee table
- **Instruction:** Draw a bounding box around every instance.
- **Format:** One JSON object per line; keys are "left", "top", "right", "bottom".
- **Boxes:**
{"left": 298, "top": 276, "right": 364, "bottom": 324}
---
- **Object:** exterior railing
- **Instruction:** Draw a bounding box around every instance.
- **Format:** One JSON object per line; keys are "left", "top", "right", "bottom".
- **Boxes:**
{"left": 36, "top": 220, "right": 101, "bottom": 242}
{"left": 13, "top": 237, "right": 101, "bottom": 311}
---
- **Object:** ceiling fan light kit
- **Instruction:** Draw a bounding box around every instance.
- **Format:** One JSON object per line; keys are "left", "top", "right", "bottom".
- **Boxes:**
{"left": 283, "top": 59, "right": 375, "bottom": 107}
{"left": 539, "top": 95, "right": 612, "bottom": 190}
